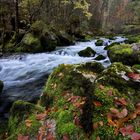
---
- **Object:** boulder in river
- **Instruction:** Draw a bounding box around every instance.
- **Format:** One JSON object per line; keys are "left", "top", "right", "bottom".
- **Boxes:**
{"left": 95, "top": 39, "right": 104, "bottom": 46}
{"left": 95, "top": 55, "right": 106, "bottom": 60}
{"left": 108, "top": 43, "right": 140, "bottom": 66}
{"left": 78, "top": 47, "right": 96, "bottom": 57}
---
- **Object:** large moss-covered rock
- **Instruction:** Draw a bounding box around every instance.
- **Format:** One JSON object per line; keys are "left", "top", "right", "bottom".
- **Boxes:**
{"left": 107, "top": 43, "right": 140, "bottom": 65}
{"left": 0, "top": 80, "right": 3, "bottom": 94}
{"left": 89, "top": 62, "right": 140, "bottom": 139}
{"left": 124, "top": 35, "right": 140, "bottom": 44}
{"left": 78, "top": 47, "right": 96, "bottom": 57}
{"left": 16, "top": 33, "right": 43, "bottom": 53}
{"left": 7, "top": 100, "right": 44, "bottom": 139}
{"left": 40, "top": 62, "right": 104, "bottom": 139}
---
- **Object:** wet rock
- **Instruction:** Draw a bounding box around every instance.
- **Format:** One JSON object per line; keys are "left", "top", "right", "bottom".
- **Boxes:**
{"left": 95, "top": 55, "right": 106, "bottom": 60}
{"left": 78, "top": 47, "right": 96, "bottom": 57}
{"left": 95, "top": 39, "right": 104, "bottom": 46}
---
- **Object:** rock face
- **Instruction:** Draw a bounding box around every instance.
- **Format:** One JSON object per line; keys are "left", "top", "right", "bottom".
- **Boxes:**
{"left": 107, "top": 43, "right": 140, "bottom": 66}
{"left": 0, "top": 80, "right": 3, "bottom": 94}
{"left": 5, "top": 62, "right": 140, "bottom": 139}
{"left": 78, "top": 47, "right": 96, "bottom": 57}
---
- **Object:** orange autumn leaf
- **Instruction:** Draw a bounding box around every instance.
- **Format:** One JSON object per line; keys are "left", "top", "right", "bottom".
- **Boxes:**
{"left": 18, "top": 134, "right": 29, "bottom": 140}
{"left": 36, "top": 113, "right": 46, "bottom": 121}
{"left": 115, "top": 98, "right": 127, "bottom": 106}
{"left": 99, "top": 85, "right": 104, "bottom": 90}
{"left": 25, "top": 119, "right": 32, "bottom": 127}
{"left": 93, "top": 101, "right": 102, "bottom": 107}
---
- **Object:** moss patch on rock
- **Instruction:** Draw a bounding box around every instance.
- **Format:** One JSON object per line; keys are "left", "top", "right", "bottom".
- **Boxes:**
{"left": 78, "top": 47, "right": 96, "bottom": 57}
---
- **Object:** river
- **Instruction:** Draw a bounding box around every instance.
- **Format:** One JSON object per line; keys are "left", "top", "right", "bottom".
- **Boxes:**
{"left": 0, "top": 36, "right": 125, "bottom": 119}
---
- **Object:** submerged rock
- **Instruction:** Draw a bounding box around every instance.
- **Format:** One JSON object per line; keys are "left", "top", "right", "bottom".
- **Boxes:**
{"left": 95, "top": 55, "right": 106, "bottom": 60}
{"left": 78, "top": 47, "right": 96, "bottom": 57}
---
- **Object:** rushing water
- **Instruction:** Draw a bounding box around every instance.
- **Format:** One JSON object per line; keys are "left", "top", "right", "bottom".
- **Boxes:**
{"left": 0, "top": 37, "right": 125, "bottom": 119}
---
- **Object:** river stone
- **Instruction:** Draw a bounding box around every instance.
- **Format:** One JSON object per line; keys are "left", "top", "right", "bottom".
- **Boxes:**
{"left": 95, "top": 39, "right": 104, "bottom": 46}
{"left": 95, "top": 55, "right": 106, "bottom": 60}
{"left": 0, "top": 80, "right": 3, "bottom": 93}
{"left": 78, "top": 47, "right": 96, "bottom": 57}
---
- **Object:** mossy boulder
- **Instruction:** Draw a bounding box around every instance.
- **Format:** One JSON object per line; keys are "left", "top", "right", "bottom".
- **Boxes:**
{"left": 40, "top": 62, "right": 104, "bottom": 139}
{"left": 16, "top": 33, "right": 43, "bottom": 52}
{"left": 95, "top": 39, "right": 104, "bottom": 46}
{"left": 7, "top": 100, "right": 44, "bottom": 139}
{"left": 108, "top": 44, "right": 132, "bottom": 65}
{"left": 0, "top": 80, "right": 3, "bottom": 94}
{"left": 90, "top": 62, "right": 140, "bottom": 139}
{"left": 78, "top": 47, "right": 96, "bottom": 57}
{"left": 95, "top": 55, "right": 106, "bottom": 60}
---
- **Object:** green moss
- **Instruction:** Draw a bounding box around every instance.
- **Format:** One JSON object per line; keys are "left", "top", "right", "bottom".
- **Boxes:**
{"left": 8, "top": 114, "right": 41, "bottom": 139}
{"left": 132, "top": 64, "right": 140, "bottom": 73}
{"left": 124, "top": 35, "right": 140, "bottom": 44}
{"left": 10, "top": 100, "right": 44, "bottom": 121}
{"left": 78, "top": 47, "right": 96, "bottom": 57}
{"left": 108, "top": 44, "right": 135, "bottom": 65}
{"left": 95, "top": 39, "right": 104, "bottom": 46}
{"left": 16, "top": 33, "right": 43, "bottom": 52}
{"left": 104, "top": 42, "right": 120, "bottom": 50}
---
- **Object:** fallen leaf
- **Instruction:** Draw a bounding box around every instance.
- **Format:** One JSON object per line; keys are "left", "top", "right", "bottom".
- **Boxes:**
{"left": 46, "top": 132, "right": 55, "bottom": 140}
{"left": 36, "top": 113, "right": 46, "bottom": 120}
{"left": 119, "top": 125, "right": 134, "bottom": 136}
{"left": 37, "top": 133, "right": 44, "bottom": 140}
{"left": 93, "top": 101, "right": 102, "bottom": 107}
{"left": 115, "top": 98, "right": 127, "bottom": 106}
{"left": 96, "top": 136, "right": 100, "bottom": 140}
{"left": 127, "top": 73, "right": 140, "bottom": 80}
{"left": 18, "top": 134, "right": 29, "bottom": 140}
{"left": 117, "top": 108, "right": 128, "bottom": 119}
{"left": 25, "top": 119, "right": 32, "bottom": 127}
{"left": 63, "top": 134, "right": 70, "bottom": 140}
{"left": 74, "top": 116, "right": 81, "bottom": 127}
{"left": 99, "top": 85, "right": 104, "bottom": 90}
{"left": 110, "top": 108, "right": 119, "bottom": 114}
{"left": 93, "top": 123, "right": 99, "bottom": 130}
{"left": 131, "top": 133, "right": 140, "bottom": 140}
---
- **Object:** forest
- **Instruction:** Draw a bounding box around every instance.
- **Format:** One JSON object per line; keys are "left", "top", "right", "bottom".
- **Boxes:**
{"left": 0, "top": 0, "right": 140, "bottom": 140}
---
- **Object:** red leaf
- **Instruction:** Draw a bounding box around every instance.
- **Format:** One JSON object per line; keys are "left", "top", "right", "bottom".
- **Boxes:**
{"left": 115, "top": 98, "right": 127, "bottom": 106}
{"left": 63, "top": 134, "right": 70, "bottom": 140}
{"left": 74, "top": 116, "right": 81, "bottom": 127}
{"left": 18, "top": 134, "right": 29, "bottom": 140}
{"left": 93, "top": 101, "right": 102, "bottom": 107}
{"left": 127, "top": 73, "right": 140, "bottom": 80}
{"left": 36, "top": 113, "right": 46, "bottom": 121}
{"left": 131, "top": 133, "right": 140, "bottom": 140}
{"left": 45, "top": 132, "right": 55, "bottom": 140}
{"left": 119, "top": 125, "right": 134, "bottom": 136}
